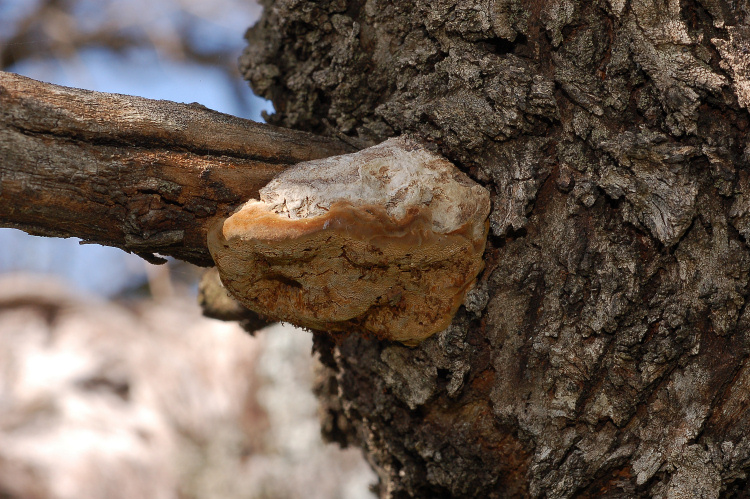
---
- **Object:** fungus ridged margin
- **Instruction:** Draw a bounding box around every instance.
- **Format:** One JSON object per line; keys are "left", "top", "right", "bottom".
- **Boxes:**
{"left": 207, "top": 136, "right": 490, "bottom": 345}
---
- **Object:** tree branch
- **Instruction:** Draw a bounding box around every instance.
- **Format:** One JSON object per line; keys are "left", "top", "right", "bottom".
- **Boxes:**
{"left": 0, "top": 71, "right": 356, "bottom": 266}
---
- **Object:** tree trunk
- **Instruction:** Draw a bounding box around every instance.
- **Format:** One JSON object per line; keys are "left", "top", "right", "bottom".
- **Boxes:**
{"left": 241, "top": 0, "right": 750, "bottom": 497}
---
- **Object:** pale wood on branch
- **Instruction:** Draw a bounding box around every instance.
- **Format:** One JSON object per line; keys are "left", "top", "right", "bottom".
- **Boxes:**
{"left": 0, "top": 71, "right": 356, "bottom": 266}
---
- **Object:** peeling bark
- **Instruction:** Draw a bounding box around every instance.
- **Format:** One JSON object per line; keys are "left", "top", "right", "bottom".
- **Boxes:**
{"left": 242, "top": 0, "right": 750, "bottom": 497}
{"left": 0, "top": 72, "right": 354, "bottom": 266}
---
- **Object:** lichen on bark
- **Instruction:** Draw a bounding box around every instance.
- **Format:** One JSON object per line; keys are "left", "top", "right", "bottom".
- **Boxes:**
{"left": 241, "top": 0, "right": 750, "bottom": 496}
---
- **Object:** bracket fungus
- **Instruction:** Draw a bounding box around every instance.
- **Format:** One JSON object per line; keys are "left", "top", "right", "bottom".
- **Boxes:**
{"left": 207, "top": 136, "right": 490, "bottom": 345}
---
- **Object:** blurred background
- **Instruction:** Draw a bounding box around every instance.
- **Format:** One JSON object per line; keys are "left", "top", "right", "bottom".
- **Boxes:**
{"left": 0, "top": 1, "right": 376, "bottom": 498}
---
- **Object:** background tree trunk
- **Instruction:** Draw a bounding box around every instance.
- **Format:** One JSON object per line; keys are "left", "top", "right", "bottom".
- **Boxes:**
{"left": 241, "top": 0, "right": 750, "bottom": 497}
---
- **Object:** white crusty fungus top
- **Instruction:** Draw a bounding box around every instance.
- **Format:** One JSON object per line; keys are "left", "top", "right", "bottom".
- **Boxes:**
{"left": 208, "top": 136, "right": 490, "bottom": 345}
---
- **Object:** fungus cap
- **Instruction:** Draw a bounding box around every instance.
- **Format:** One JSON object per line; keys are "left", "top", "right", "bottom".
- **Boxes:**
{"left": 208, "top": 136, "right": 490, "bottom": 345}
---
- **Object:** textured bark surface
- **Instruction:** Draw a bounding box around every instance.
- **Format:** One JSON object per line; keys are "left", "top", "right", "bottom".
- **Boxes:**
{"left": 242, "top": 1, "right": 750, "bottom": 497}
{"left": 0, "top": 72, "right": 354, "bottom": 266}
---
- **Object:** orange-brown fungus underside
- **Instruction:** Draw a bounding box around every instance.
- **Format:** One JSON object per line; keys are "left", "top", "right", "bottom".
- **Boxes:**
{"left": 207, "top": 137, "right": 490, "bottom": 345}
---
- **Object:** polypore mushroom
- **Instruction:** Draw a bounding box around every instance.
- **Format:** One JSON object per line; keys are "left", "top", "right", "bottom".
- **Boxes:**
{"left": 207, "top": 136, "right": 490, "bottom": 345}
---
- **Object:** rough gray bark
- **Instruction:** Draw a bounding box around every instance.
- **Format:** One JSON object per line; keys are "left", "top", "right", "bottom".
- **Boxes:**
{"left": 241, "top": 0, "right": 750, "bottom": 497}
